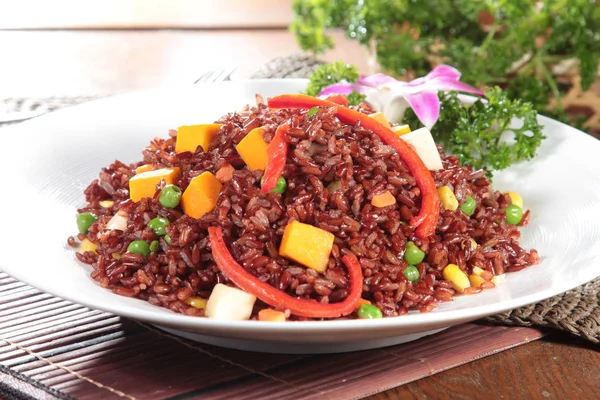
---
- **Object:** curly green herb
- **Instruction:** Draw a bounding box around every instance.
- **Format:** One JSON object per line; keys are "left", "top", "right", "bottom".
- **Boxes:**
{"left": 404, "top": 88, "right": 545, "bottom": 173}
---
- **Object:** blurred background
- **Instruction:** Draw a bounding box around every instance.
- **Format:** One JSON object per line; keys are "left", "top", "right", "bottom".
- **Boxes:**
{"left": 1, "top": 0, "right": 598, "bottom": 134}
{"left": 0, "top": 0, "right": 368, "bottom": 97}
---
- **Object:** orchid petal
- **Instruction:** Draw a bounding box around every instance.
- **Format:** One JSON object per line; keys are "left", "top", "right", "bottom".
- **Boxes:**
{"left": 357, "top": 73, "right": 396, "bottom": 87}
{"left": 426, "top": 64, "right": 462, "bottom": 81}
{"left": 405, "top": 90, "right": 440, "bottom": 130}
{"left": 318, "top": 83, "right": 366, "bottom": 96}
{"left": 428, "top": 76, "right": 484, "bottom": 96}
{"left": 406, "top": 76, "right": 426, "bottom": 87}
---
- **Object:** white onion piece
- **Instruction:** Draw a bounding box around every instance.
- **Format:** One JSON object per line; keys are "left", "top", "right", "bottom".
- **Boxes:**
{"left": 205, "top": 284, "right": 256, "bottom": 321}
{"left": 106, "top": 211, "right": 128, "bottom": 231}
{"left": 399, "top": 127, "right": 444, "bottom": 170}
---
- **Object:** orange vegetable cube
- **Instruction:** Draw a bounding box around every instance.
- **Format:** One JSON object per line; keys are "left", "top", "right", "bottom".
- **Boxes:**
{"left": 235, "top": 127, "right": 268, "bottom": 171}
{"left": 368, "top": 112, "right": 391, "bottom": 128}
{"left": 371, "top": 191, "right": 396, "bottom": 208}
{"left": 135, "top": 164, "right": 154, "bottom": 174}
{"left": 392, "top": 124, "right": 411, "bottom": 136}
{"left": 181, "top": 171, "right": 222, "bottom": 219}
{"left": 279, "top": 221, "right": 335, "bottom": 273}
{"left": 175, "top": 124, "right": 222, "bottom": 154}
{"left": 129, "top": 167, "right": 181, "bottom": 202}
{"left": 258, "top": 309, "right": 287, "bottom": 322}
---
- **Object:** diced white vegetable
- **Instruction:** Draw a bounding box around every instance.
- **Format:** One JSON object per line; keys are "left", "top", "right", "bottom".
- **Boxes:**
{"left": 106, "top": 211, "right": 128, "bottom": 231}
{"left": 205, "top": 283, "right": 256, "bottom": 321}
{"left": 399, "top": 127, "right": 444, "bottom": 170}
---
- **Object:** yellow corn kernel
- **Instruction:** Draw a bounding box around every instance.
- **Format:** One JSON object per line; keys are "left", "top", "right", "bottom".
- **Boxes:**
{"left": 392, "top": 124, "right": 411, "bottom": 136}
{"left": 472, "top": 266, "right": 485, "bottom": 276}
{"left": 112, "top": 253, "right": 121, "bottom": 260}
{"left": 442, "top": 264, "right": 471, "bottom": 293}
{"left": 437, "top": 186, "right": 458, "bottom": 211}
{"left": 469, "top": 274, "right": 485, "bottom": 288}
{"left": 99, "top": 200, "right": 114, "bottom": 208}
{"left": 505, "top": 192, "right": 523, "bottom": 209}
{"left": 184, "top": 297, "right": 208, "bottom": 309}
{"left": 368, "top": 112, "right": 391, "bottom": 128}
{"left": 80, "top": 239, "right": 98, "bottom": 253}
{"left": 258, "top": 309, "right": 287, "bottom": 322}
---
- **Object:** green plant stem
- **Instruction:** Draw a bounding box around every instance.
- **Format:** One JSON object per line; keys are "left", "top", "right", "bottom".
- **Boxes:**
{"left": 478, "top": 25, "right": 498, "bottom": 56}
{"left": 536, "top": 56, "right": 562, "bottom": 109}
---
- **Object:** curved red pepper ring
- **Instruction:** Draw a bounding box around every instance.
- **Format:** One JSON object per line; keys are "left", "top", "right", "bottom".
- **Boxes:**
{"left": 260, "top": 120, "right": 290, "bottom": 194}
{"left": 267, "top": 94, "right": 440, "bottom": 239}
{"left": 208, "top": 226, "right": 363, "bottom": 319}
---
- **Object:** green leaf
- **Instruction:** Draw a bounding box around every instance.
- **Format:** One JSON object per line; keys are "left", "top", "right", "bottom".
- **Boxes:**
{"left": 304, "top": 61, "right": 360, "bottom": 96}
{"left": 404, "top": 88, "right": 546, "bottom": 175}
{"left": 346, "top": 91, "right": 366, "bottom": 106}
{"left": 307, "top": 106, "right": 320, "bottom": 116}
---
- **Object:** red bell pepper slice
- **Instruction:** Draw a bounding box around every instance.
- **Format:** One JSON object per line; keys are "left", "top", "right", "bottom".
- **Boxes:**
{"left": 260, "top": 120, "right": 290, "bottom": 194}
{"left": 267, "top": 94, "right": 440, "bottom": 238}
{"left": 208, "top": 226, "right": 363, "bottom": 319}
{"left": 323, "top": 94, "right": 349, "bottom": 107}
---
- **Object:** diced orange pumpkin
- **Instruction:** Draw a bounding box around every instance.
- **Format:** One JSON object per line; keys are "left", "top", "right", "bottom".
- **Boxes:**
{"left": 368, "top": 112, "right": 391, "bottom": 128}
{"left": 371, "top": 191, "right": 397, "bottom": 208}
{"left": 181, "top": 171, "right": 222, "bottom": 219}
{"left": 129, "top": 167, "right": 181, "bottom": 202}
{"left": 135, "top": 164, "right": 154, "bottom": 174}
{"left": 258, "top": 309, "right": 287, "bottom": 322}
{"left": 175, "top": 124, "right": 222, "bottom": 154}
{"left": 392, "top": 124, "right": 411, "bottom": 136}
{"left": 279, "top": 220, "right": 335, "bottom": 273}
{"left": 235, "top": 127, "right": 269, "bottom": 171}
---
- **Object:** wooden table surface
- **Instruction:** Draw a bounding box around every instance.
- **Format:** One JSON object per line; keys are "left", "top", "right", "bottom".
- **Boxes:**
{"left": 1, "top": 28, "right": 599, "bottom": 399}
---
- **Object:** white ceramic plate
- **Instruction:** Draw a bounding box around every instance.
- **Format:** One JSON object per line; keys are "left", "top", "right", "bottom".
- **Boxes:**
{"left": 1, "top": 79, "right": 600, "bottom": 354}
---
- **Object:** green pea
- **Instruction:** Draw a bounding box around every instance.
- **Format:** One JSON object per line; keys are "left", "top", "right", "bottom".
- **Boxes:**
{"left": 149, "top": 240, "right": 159, "bottom": 252}
{"left": 357, "top": 303, "right": 383, "bottom": 319}
{"left": 76, "top": 212, "right": 98, "bottom": 234}
{"left": 505, "top": 204, "right": 523, "bottom": 225}
{"left": 127, "top": 240, "right": 150, "bottom": 257}
{"left": 404, "top": 241, "right": 425, "bottom": 265}
{"left": 271, "top": 176, "right": 287, "bottom": 193}
{"left": 164, "top": 234, "right": 172, "bottom": 246}
{"left": 260, "top": 176, "right": 287, "bottom": 194}
{"left": 159, "top": 185, "right": 182, "bottom": 208}
{"left": 148, "top": 217, "right": 170, "bottom": 236}
{"left": 403, "top": 265, "right": 420, "bottom": 282}
{"left": 460, "top": 195, "right": 476, "bottom": 216}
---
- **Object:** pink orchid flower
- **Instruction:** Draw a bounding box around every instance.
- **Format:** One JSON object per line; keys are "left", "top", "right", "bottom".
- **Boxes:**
{"left": 318, "top": 65, "right": 484, "bottom": 129}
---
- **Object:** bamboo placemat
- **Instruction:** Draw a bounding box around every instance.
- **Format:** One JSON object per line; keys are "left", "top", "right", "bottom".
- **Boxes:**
{"left": 0, "top": 272, "right": 544, "bottom": 400}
